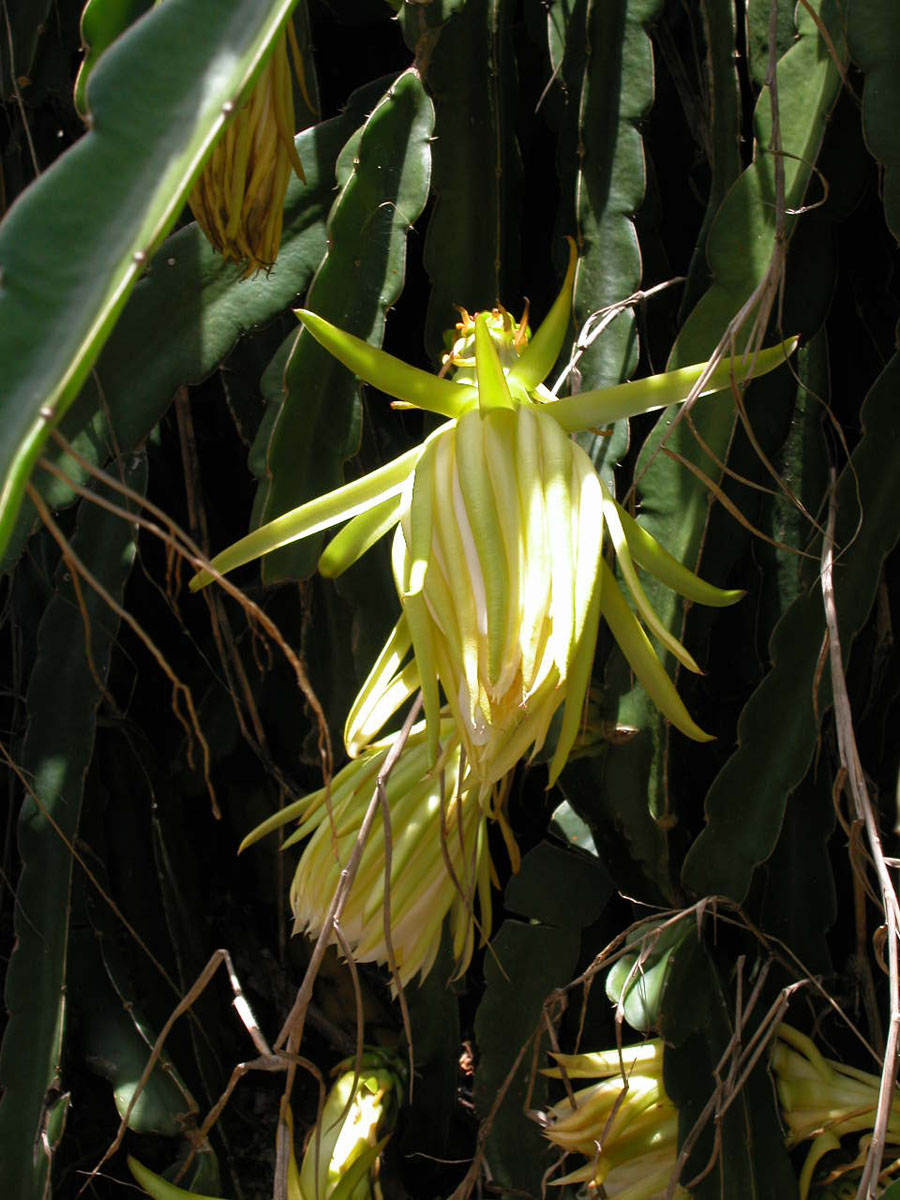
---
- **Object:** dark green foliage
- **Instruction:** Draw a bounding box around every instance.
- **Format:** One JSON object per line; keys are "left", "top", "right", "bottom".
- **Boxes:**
{"left": 415, "top": 0, "right": 521, "bottom": 361}
{"left": 849, "top": 0, "right": 900, "bottom": 242}
{"left": 683, "top": 353, "right": 900, "bottom": 900}
{"left": 473, "top": 920, "right": 580, "bottom": 1194}
{"left": 0, "top": 458, "right": 146, "bottom": 1199}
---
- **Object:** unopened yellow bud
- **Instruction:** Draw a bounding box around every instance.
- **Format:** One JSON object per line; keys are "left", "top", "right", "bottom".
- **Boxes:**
{"left": 772, "top": 1024, "right": 900, "bottom": 1198}
{"left": 298, "top": 1053, "right": 400, "bottom": 1200}
{"left": 390, "top": 401, "right": 603, "bottom": 788}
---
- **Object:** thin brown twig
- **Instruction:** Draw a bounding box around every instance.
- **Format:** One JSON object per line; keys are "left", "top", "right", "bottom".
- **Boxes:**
{"left": 301, "top": 921, "right": 367, "bottom": 1200}
{"left": 84, "top": 948, "right": 268, "bottom": 1190}
{"left": 272, "top": 696, "right": 423, "bottom": 1200}
{"left": 448, "top": 1023, "right": 544, "bottom": 1200}
{"left": 172, "top": 396, "right": 294, "bottom": 957}
{"left": 28, "top": 483, "right": 221, "bottom": 819}
{"left": 820, "top": 470, "right": 900, "bottom": 1200}
{"left": 27, "top": 482, "right": 116, "bottom": 714}
{"left": 667, "top": 979, "right": 803, "bottom": 1199}
{"left": 796, "top": 0, "right": 852, "bottom": 93}
{"left": 3, "top": 0, "right": 40, "bottom": 177}
{"left": 625, "top": 0, "right": 797, "bottom": 537}
{"left": 39, "top": 439, "right": 332, "bottom": 788}
{"left": 551, "top": 277, "right": 686, "bottom": 398}
{"left": 174, "top": 389, "right": 270, "bottom": 751}
{"left": 660, "top": 446, "right": 816, "bottom": 556}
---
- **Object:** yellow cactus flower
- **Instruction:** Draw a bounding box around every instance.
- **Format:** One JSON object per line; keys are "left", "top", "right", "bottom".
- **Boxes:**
{"left": 188, "top": 25, "right": 307, "bottom": 277}
{"left": 191, "top": 242, "right": 796, "bottom": 785}
{"left": 385, "top": 398, "right": 604, "bottom": 787}
{"left": 772, "top": 1024, "right": 900, "bottom": 1199}
{"left": 240, "top": 720, "right": 493, "bottom": 987}
{"left": 541, "top": 1039, "right": 688, "bottom": 1198}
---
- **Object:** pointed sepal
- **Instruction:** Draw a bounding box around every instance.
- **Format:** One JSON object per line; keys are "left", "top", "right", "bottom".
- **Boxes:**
{"left": 344, "top": 613, "right": 419, "bottom": 756}
{"left": 599, "top": 561, "right": 713, "bottom": 743}
{"left": 474, "top": 313, "right": 516, "bottom": 412}
{"left": 508, "top": 236, "right": 577, "bottom": 393}
{"left": 318, "top": 493, "right": 404, "bottom": 579}
{"left": 547, "top": 337, "right": 799, "bottom": 432}
{"left": 297, "top": 308, "right": 476, "bottom": 418}
{"left": 614, "top": 500, "right": 745, "bottom": 607}
{"left": 600, "top": 482, "right": 702, "bottom": 673}
{"left": 189, "top": 444, "right": 421, "bottom": 590}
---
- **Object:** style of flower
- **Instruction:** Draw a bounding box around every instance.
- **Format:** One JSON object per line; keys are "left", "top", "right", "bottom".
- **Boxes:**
{"left": 191, "top": 241, "right": 796, "bottom": 786}
{"left": 188, "top": 24, "right": 308, "bottom": 277}
{"left": 239, "top": 720, "right": 492, "bottom": 987}
{"left": 541, "top": 1039, "right": 687, "bottom": 1198}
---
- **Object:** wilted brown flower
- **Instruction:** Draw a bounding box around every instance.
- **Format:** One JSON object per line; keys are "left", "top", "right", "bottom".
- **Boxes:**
{"left": 188, "top": 25, "right": 307, "bottom": 277}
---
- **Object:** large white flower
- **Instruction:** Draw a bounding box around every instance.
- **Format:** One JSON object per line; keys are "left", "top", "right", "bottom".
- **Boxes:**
{"left": 384, "top": 400, "right": 604, "bottom": 787}
{"left": 192, "top": 241, "right": 796, "bottom": 785}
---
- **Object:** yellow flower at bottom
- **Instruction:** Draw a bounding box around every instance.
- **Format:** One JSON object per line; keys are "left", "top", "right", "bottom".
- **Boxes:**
{"left": 188, "top": 26, "right": 307, "bottom": 277}
{"left": 253, "top": 721, "right": 493, "bottom": 988}
{"left": 296, "top": 1052, "right": 400, "bottom": 1200}
{"left": 542, "top": 1041, "right": 687, "bottom": 1199}
{"left": 772, "top": 1024, "right": 900, "bottom": 1199}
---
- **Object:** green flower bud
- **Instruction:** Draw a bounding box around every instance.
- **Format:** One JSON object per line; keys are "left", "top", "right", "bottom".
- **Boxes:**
{"left": 605, "top": 919, "right": 689, "bottom": 1035}
{"left": 298, "top": 1052, "right": 400, "bottom": 1200}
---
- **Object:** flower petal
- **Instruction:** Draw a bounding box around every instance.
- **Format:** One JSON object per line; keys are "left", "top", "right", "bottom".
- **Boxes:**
{"left": 507, "top": 236, "right": 577, "bottom": 392}
{"left": 456, "top": 411, "right": 511, "bottom": 687}
{"left": 600, "top": 480, "right": 701, "bottom": 674}
{"left": 599, "top": 561, "right": 713, "bottom": 743}
{"left": 614, "top": 500, "right": 744, "bottom": 607}
{"left": 474, "top": 312, "right": 515, "bottom": 412}
{"left": 344, "top": 614, "right": 419, "bottom": 756}
{"left": 318, "top": 492, "right": 404, "bottom": 578}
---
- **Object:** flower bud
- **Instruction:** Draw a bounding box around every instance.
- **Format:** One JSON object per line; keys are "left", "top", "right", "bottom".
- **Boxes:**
{"left": 391, "top": 399, "right": 603, "bottom": 788}
{"left": 298, "top": 1052, "right": 400, "bottom": 1200}
{"left": 772, "top": 1024, "right": 900, "bottom": 1198}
